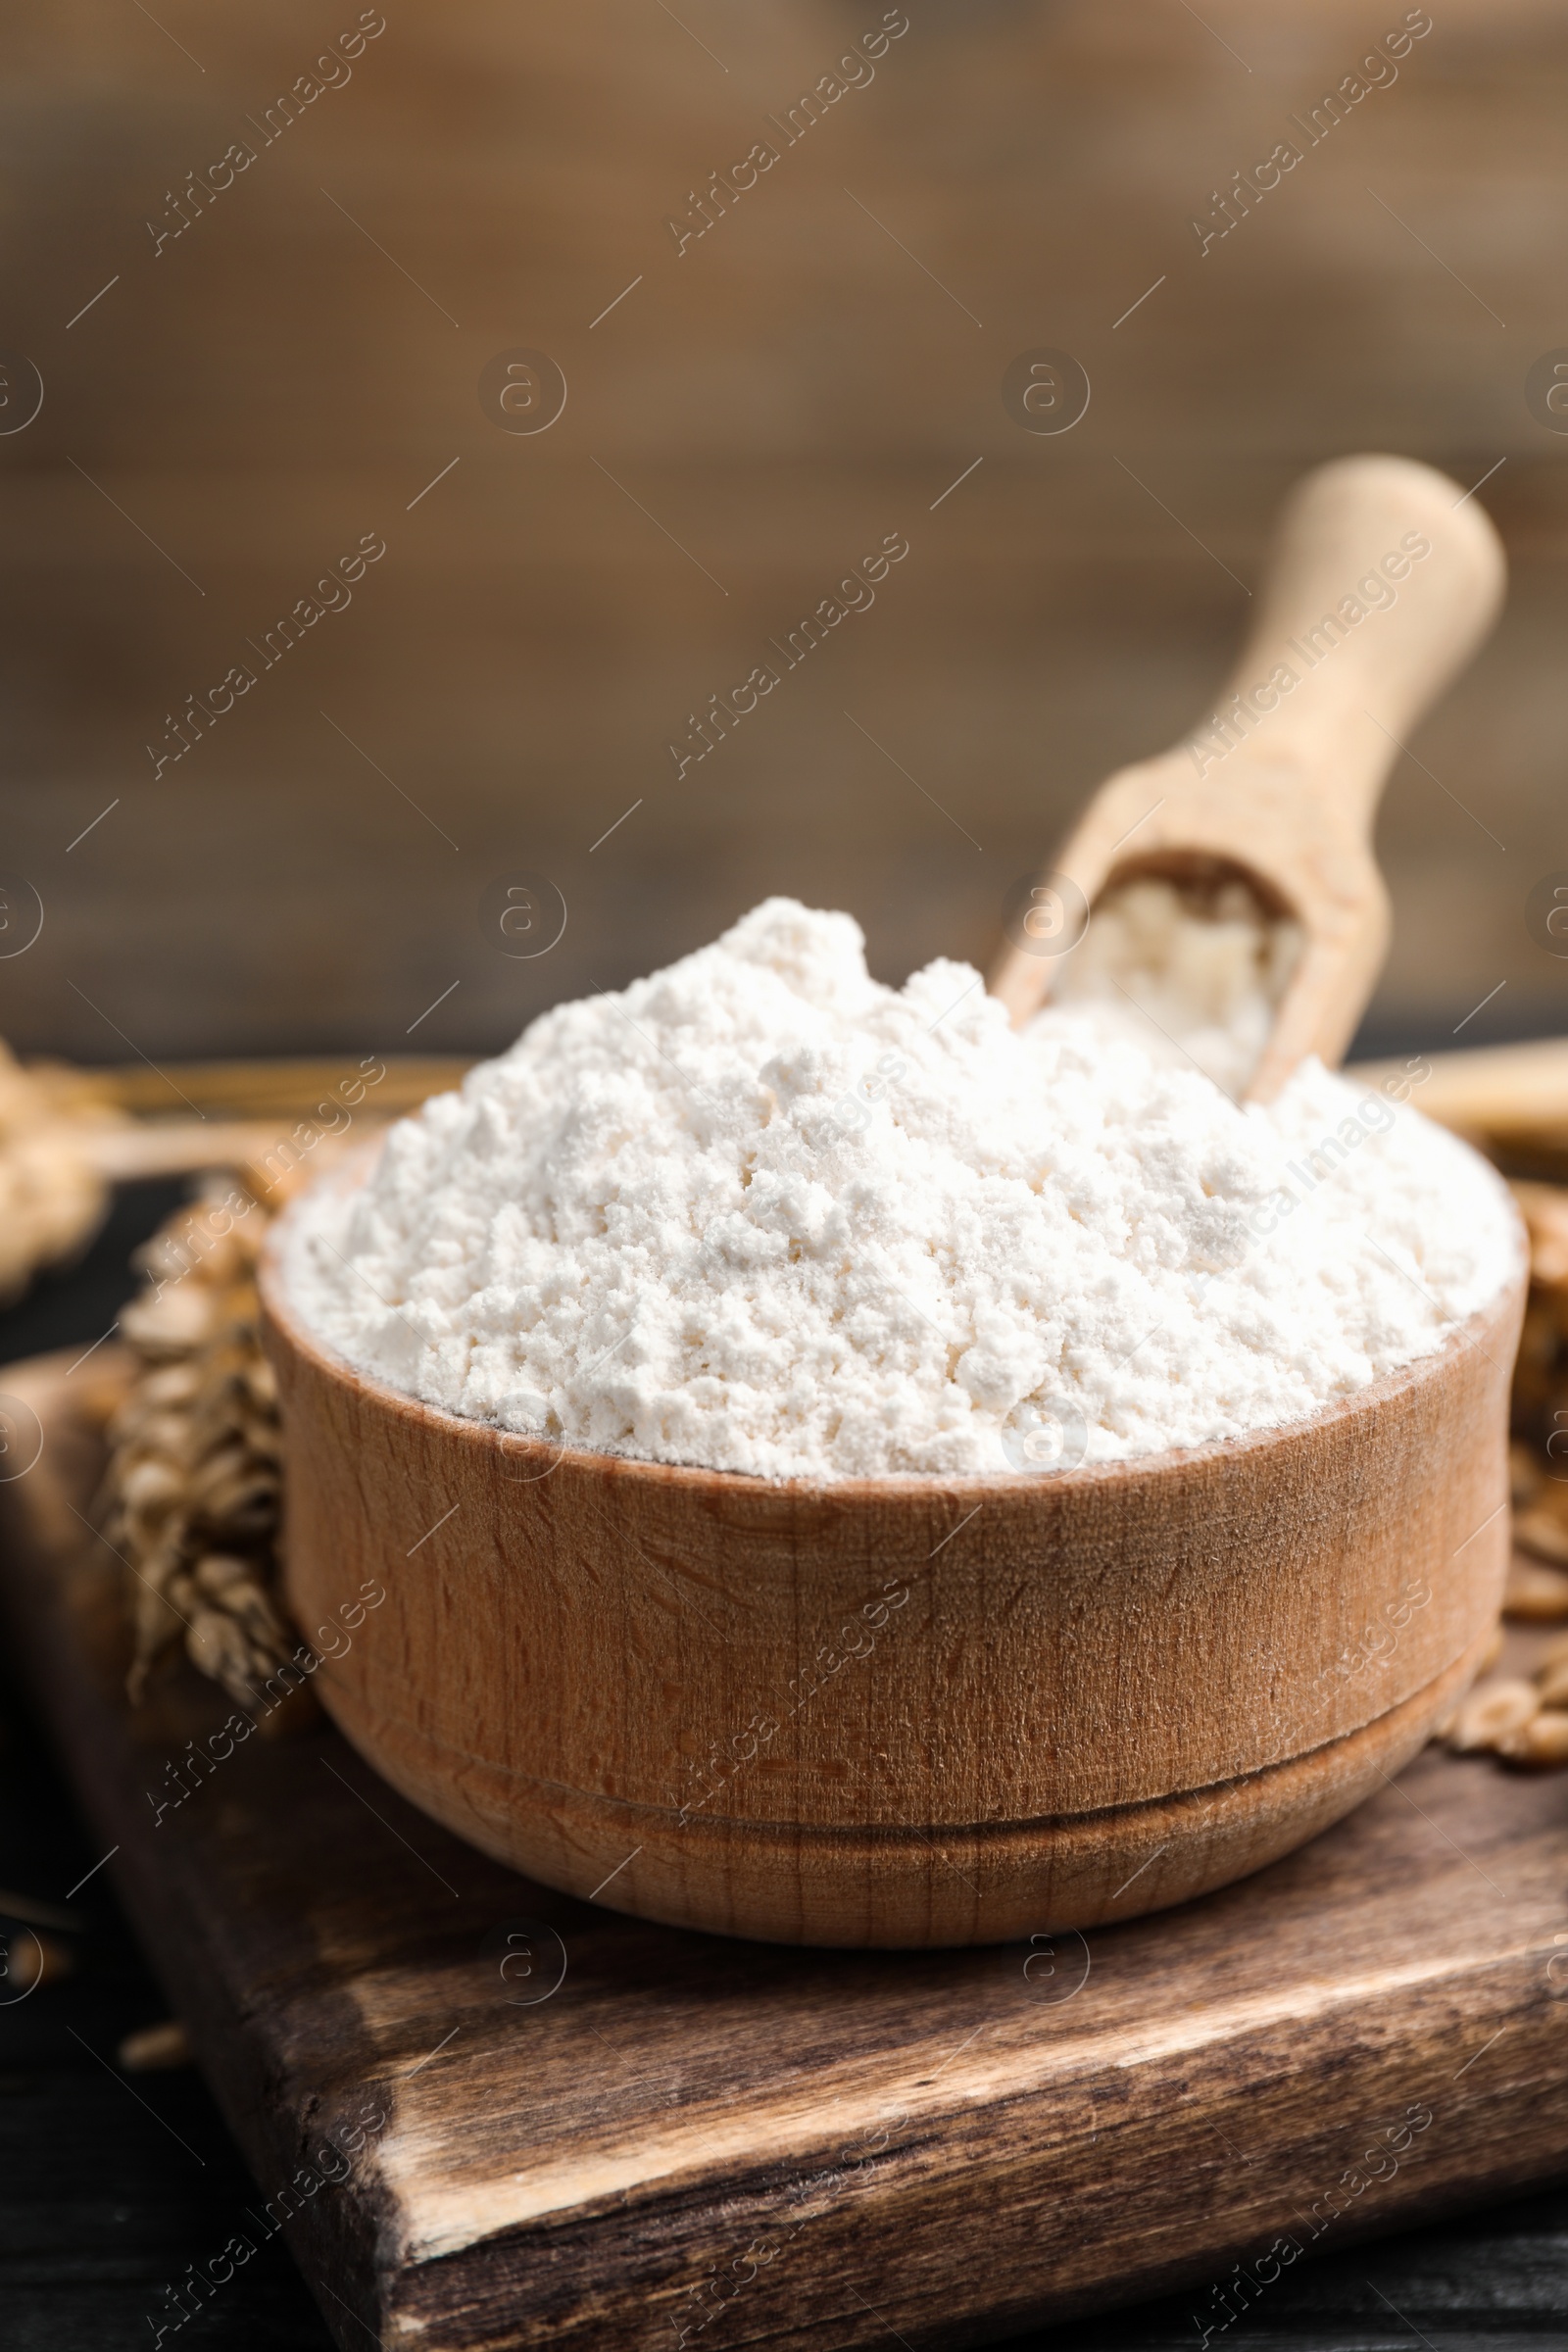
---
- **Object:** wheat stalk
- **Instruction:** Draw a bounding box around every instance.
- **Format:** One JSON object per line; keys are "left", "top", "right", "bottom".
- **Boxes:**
{"left": 105, "top": 1177, "right": 294, "bottom": 1711}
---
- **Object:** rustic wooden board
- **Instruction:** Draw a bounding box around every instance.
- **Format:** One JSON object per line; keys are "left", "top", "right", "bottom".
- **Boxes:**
{"left": 4, "top": 1348, "right": 1568, "bottom": 2352}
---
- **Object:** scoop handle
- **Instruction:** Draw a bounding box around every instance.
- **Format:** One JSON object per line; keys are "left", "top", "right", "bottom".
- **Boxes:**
{"left": 1191, "top": 454, "right": 1505, "bottom": 823}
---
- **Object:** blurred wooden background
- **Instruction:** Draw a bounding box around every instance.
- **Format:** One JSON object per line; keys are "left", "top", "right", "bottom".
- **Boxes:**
{"left": 2, "top": 0, "right": 1567, "bottom": 1068}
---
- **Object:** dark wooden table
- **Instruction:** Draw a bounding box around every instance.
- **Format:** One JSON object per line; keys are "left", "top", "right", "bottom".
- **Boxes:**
{"left": 2, "top": 1183, "right": 1564, "bottom": 2351}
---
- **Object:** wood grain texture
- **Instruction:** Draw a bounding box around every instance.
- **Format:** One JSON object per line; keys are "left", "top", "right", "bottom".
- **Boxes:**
{"left": 260, "top": 1196, "right": 1526, "bottom": 1945}
{"left": 6, "top": 3, "right": 1568, "bottom": 1066}
{"left": 4, "top": 1348, "right": 1568, "bottom": 2352}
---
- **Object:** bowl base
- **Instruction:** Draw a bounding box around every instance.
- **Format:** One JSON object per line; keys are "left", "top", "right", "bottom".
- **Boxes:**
{"left": 311, "top": 1629, "right": 1489, "bottom": 1948}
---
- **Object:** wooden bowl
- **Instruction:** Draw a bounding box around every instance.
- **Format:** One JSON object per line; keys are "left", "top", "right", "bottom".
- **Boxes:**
{"left": 260, "top": 1207, "right": 1525, "bottom": 1948}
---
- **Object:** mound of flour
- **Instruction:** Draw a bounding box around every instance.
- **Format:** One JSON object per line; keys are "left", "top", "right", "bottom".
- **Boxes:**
{"left": 282, "top": 899, "right": 1519, "bottom": 1479}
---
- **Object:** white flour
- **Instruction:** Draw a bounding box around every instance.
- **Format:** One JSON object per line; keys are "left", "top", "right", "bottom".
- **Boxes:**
{"left": 1056, "top": 872, "right": 1301, "bottom": 1097}
{"left": 282, "top": 899, "right": 1519, "bottom": 1480}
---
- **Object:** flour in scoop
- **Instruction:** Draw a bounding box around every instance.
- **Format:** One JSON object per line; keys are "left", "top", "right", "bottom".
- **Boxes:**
{"left": 1055, "top": 872, "right": 1301, "bottom": 1097}
{"left": 283, "top": 898, "right": 1519, "bottom": 1480}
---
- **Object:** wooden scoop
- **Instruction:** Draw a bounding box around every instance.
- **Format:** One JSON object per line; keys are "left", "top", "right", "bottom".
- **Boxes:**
{"left": 989, "top": 455, "right": 1506, "bottom": 1101}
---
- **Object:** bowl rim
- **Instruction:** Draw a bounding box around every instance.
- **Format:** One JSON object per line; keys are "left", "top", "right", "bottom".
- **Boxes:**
{"left": 259, "top": 1167, "right": 1527, "bottom": 1507}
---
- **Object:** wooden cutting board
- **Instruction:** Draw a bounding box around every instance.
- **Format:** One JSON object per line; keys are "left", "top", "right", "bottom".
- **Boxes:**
{"left": 4, "top": 1348, "right": 1568, "bottom": 2352}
